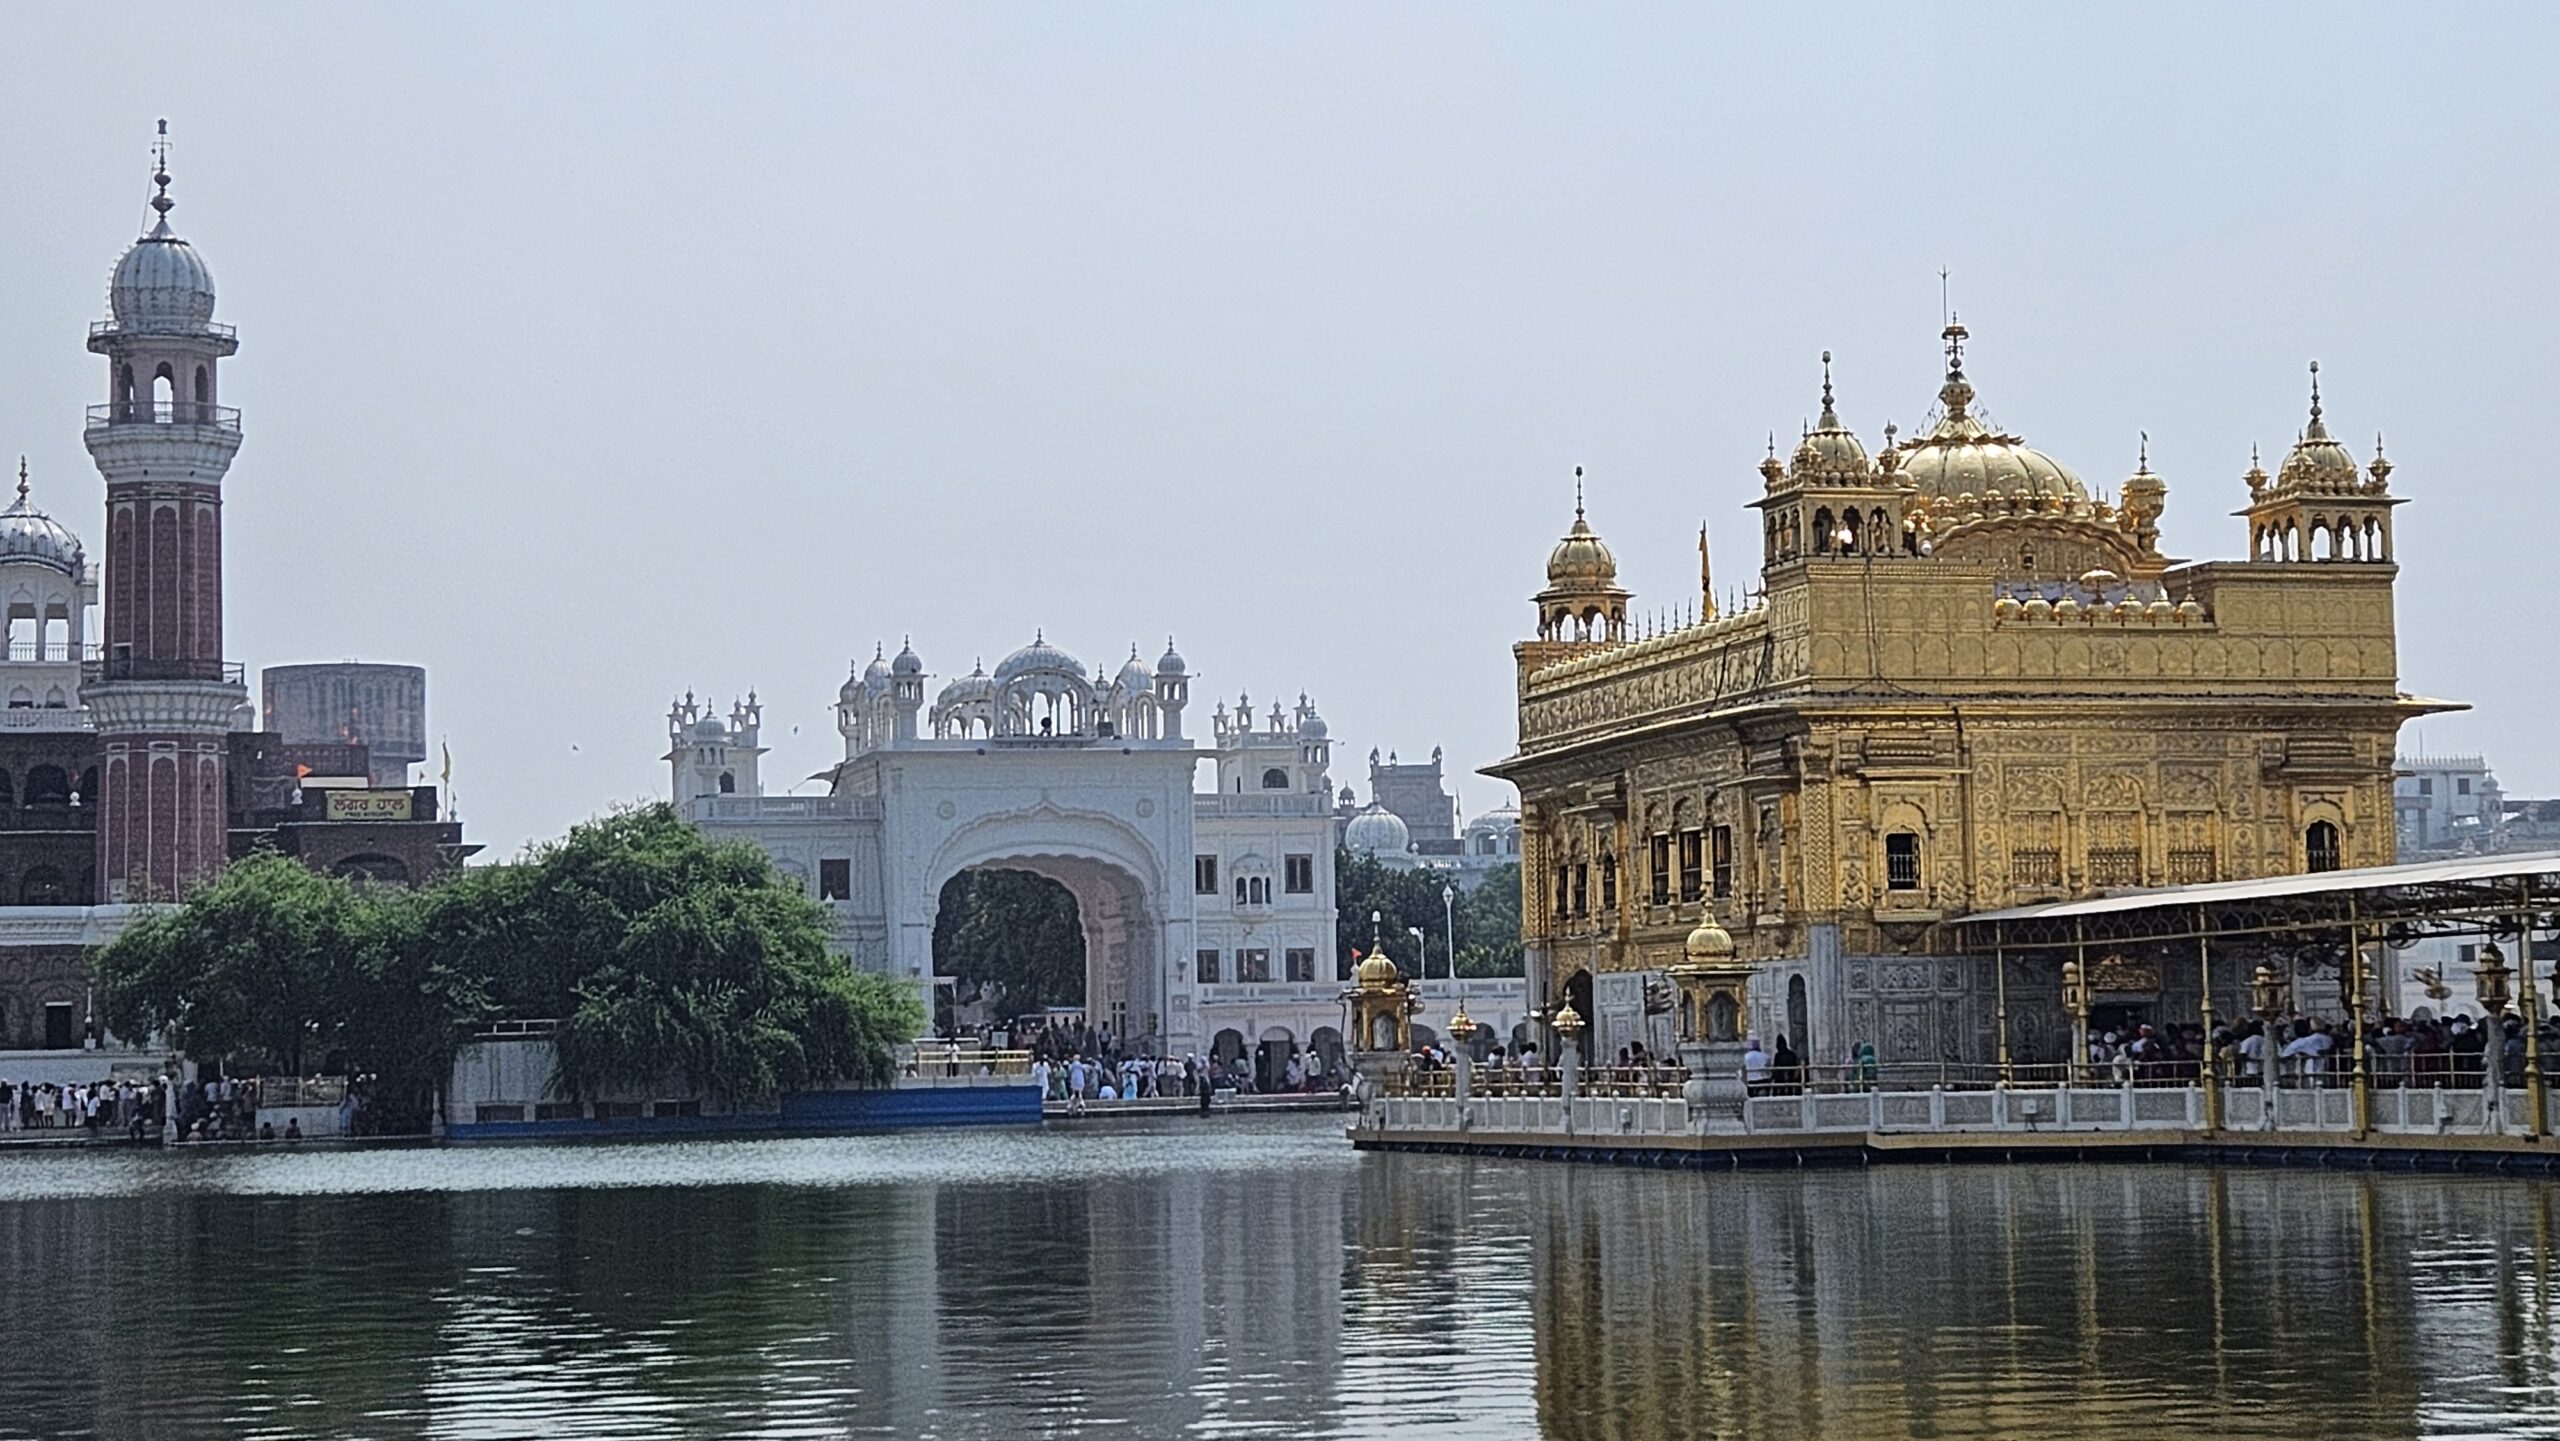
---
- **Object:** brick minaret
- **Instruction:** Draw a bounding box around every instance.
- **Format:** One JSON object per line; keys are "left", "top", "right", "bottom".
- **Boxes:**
{"left": 80, "top": 124, "right": 246, "bottom": 902}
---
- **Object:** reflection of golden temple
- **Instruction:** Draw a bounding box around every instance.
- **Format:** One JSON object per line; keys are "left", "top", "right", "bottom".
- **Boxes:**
{"left": 1490, "top": 329, "right": 2455, "bottom": 1068}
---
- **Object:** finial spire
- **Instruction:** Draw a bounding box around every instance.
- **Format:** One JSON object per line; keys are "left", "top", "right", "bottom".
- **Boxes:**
{"left": 2137, "top": 430, "right": 2149, "bottom": 473}
{"left": 1818, "top": 350, "right": 1836, "bottom": 424}
{"left": 2308, "top": 360, "right": 2323, "bottom": 422}
{"left": 1573, "top": 464, "right": 1585, "bottom": 521}
{"left": 1942, "top": 313, "right": 1967, "bottom": 377}
{"left": 148, "top": 119, "right": 174, "bottom": 225}
{"left": 14, "top": 456, "right": 25, "bottom": 507}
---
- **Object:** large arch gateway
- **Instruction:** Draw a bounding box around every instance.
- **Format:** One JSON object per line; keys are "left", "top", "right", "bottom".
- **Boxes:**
{"left": 664, "top": 634, "right": 1345, "bottom": 1061}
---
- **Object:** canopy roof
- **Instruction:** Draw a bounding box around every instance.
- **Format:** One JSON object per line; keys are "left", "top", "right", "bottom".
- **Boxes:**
{"left": 1959, "top": 851, "right": 2560, "bottom": 951}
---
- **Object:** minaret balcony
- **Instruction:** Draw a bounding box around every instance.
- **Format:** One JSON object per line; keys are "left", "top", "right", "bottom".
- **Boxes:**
{"left": 88, "top": 317, "right": 238, "bottom": 347}
{"left": 83, "top": 655, "right": 245, "bottom": 686}
{"left": 86, "top": 402, "right": 241, "bottom": 436}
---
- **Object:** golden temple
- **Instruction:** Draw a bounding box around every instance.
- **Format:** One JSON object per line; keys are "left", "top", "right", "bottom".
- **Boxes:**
{"left": 1487, "top": 324, "right": 2453, "bottom": 1067}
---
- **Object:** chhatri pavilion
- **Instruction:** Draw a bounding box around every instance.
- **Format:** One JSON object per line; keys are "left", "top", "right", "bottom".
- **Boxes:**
{"left": 1487, "top": 322, "right": 2451, "bottom": 1069}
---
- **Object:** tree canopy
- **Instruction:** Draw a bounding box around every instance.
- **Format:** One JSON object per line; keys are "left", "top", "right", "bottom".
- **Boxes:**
{"left": 1333, "top": 849, "right": 1522, "bottom": 981}
{"left": 932, "top": 868, "right": 1084, "bottom": 1021}
{"left": 94, "top": 805, "right": 920, "bottom": 1114}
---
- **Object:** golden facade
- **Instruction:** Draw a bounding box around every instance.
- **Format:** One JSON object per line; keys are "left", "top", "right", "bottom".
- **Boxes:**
{"left": 1488, "top": 326, "right": 2450, "bottom": 1065}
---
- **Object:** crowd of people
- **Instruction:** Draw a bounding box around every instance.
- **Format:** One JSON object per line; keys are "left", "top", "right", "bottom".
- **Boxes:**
{"left": 2095, "top": 1012, "right": 2558, "bottom": 1089}
{"left": 1, "top": 1077, "right": 163, "bottom": 1138}
{"left": 0, "top": 1074, "right": 321, "bottom": 1144}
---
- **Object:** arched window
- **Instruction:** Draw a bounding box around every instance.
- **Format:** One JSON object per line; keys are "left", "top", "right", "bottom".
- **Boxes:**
{"left": 1260, "top": 767, "right": 1290, "bottom": 790}
{"left": 2305, "top": 821, "right": 2342, "bottom": 873}
{"left": 22, "top": 765, "right": 69, "bottom": 806}
{"left": 1840, "top": 508, "right": 1862, "bottom": 553}
{"left": 193, "top": 365, "right": 210, "bottom": 418}
{"left": 77, "top": 767, "right": 96, "bottom": 805}
{"left": 1884, "top": 831, "right": 1921, "bottom": 891}
{"left": 717, "top": 771, "right": 736, "bottom": 794}
{"left": 152, "top": 362, "right": 175, "bottom": 415}
{"left": 1812, "top": 508, "right": 1835, "bottom": 554}
{"left": 332, "top": 854, "right": 412, "bottom": 887}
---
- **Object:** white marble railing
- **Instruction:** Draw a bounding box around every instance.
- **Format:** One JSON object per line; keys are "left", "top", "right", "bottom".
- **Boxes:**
{"left": 1363, "top": 1083, "right": 2560, "bottom": 1145}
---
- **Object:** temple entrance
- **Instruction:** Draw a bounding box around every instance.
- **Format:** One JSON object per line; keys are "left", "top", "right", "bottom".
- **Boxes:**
{"left": 927, "top": 848, "right": 1160, "bottom": 1056}
{"left": 1255, "top": 1025, "right": 1296, "bottom": 1091}
{"left": 932, "top": 868, "right": 1085, "bottom": 1042}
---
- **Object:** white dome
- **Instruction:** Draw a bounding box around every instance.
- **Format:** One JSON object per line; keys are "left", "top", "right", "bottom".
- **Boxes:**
{"left": 1301, "top": 712, "right": 1328, "bottom": 740}
{"left": 996, "top": 632, "right": 1084, "bottom": 684}
{"left": 891, "top": 641, "right": 923, "bottom": 678}
{"left": 109, "top": 210, "right": 218, "bottom": 334}
{"left": 937, "top": 663, "right": 994, "bottom": 709}
{"left": 0, "top": 479, "right": 83, "bottom": 577}
{"left": 1465, "top": 804, "right": 1520, "bottom": 836}
{"left": 1156, "top": 638, "right": 1187, "bottom": 676}
{"left": 1345, "top": 804, "right": 1411, "bottom": 857}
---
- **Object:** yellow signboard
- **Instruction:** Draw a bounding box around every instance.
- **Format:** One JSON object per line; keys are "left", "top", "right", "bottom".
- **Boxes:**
{"left": 323, "top": 789, "right": 413, "bottom": 822}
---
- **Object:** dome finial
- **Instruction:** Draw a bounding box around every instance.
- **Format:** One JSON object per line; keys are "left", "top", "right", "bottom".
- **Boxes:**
{"left": 149, "top": 119, "right": 175, "bottom": 225}
{"left": 1819, "top": 350, "right": 1837, "bottom": 425}
{"left": 14, "top": 456, "right": 26, "bottom": 507}
{"left": 1943, "top": 314, "right": 1968, "bottom": 378}
{"left": 1573, "top": 464, "right": 1585, "bottom": 522}
{"left": 2305, "top": 359, "right": 2328, "bottom": 436}
{"left": 2137, "top": 430, "right": 2150, "bottom": 473}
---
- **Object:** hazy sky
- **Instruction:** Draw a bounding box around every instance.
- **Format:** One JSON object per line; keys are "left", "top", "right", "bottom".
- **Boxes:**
{"left": 2, "top": 5, "right": 2553, "bottom": 857}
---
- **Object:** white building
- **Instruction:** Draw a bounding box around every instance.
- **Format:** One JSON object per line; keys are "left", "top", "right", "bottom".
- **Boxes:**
{"left": 2395, "top": 754, "right": 2502, "bottom": 857}
{"left": 670, "top": 635, "right": 1357, "bottom": 1076}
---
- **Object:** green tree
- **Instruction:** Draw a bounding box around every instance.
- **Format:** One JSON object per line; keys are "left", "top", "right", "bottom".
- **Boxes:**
{"left": 474, "top": 806, "right": 922, "bottom": 1102}
{"left": 1332, "top": 850, "right": 1525, "bottom": 982}
{"left": 1455, "top": 861, "right": 1523, "bottom": 979}
{"left": 94, "top": 805, "right": 922, "bottom": 1117}
{"left": 932, "top": 869, "right": 1084, "bottom": 1021}
{"left": 95, "top": 853, "right": 484, "bottom": 1103}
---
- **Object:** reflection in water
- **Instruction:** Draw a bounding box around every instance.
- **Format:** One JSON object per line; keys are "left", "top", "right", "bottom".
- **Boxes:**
{"left": 1, "top": 1120, "right": 2557, "bottom": 1438}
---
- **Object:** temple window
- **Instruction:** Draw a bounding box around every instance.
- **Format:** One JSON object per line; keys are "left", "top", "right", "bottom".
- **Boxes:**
{"left": 1649, "top": 833, "right": 1672, "bottom": 905}
{"left": 2305, "top": 821, "right": 2342, "bottom": 873}
{"left": 1885, "top": 832, "right": 1921, "bottom": 891}
{"left": 1678, "top": 829, "right": 1703, "bottom": 904}
{"left": 1711, "top": 826, "right": 1734, "bottom": 899}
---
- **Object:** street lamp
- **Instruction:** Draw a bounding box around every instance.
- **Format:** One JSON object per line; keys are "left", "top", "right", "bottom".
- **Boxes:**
{"left": 2477, "top": 941, "right": 2514, "bottom": 1103}
{"left": 2252, "top": 961, "right": 2288, "bottom": 1120}
{"left": 2476, "top": 941, "right": 2513, "bottom": 1019}
{"left": 2060, "top": 958, "right": 2091, "bottom": 1086}
{"left": 1442, "top": 883, "right": 1460, "bottom": 1047}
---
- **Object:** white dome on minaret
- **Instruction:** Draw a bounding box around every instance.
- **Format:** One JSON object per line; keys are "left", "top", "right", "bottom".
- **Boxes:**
{"left": 107, "top": 137, "right": 218, "bottom": 334}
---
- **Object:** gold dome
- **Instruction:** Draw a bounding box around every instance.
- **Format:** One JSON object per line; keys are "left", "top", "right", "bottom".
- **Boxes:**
{"left": 1550, "top": 999, "right": 1584, "bottom": 1034}
{"left": 1683, "top": 908, "right": 1735, "bottom": 962}
{"left": 1546, "top": 474, "right": 1619, "bottom": 587}
{"left": 1789, "top": 352, "right": 1871, "bottom": 482}
{"left": 1895, "top": 321, "right": 2087, "bottom": 507}
{"left": 2276, "top": 362, "right": 2363, "bottom": 496}
{"left": 1355, "top": 947, "right": 1401, "bottom": 990}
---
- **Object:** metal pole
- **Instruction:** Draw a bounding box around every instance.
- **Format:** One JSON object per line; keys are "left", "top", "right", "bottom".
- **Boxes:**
{"left": 2348, "top": 893, "right": 2371, "bottom": 1139}
{"left": 1994, "top": 933, "right": 2013, "bottom": 1088}
{"left": 2073, "top": 917, "right": 2090, "bottom": 1084}
{"left": 2520, "top": 878, "right": 2548, "bottom": 1141}
{"left": 2197, "top": 905, "right": 2219, "bottom": 1134}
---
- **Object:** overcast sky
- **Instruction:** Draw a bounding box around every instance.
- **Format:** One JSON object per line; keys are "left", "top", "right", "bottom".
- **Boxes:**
{"left": 1, "top": 5, "right": 2552, "bottom": 857}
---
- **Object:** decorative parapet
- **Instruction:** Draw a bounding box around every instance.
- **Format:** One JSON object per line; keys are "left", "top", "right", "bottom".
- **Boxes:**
{"left": 1517, "top": 601, "right": 1799, "bottom": 755}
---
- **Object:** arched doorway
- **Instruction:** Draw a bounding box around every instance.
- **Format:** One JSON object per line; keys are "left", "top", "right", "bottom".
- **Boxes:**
{"left": 933, "top": 868, "right": 1084, "bottom": 1045}
{"left": 922, "top": 811, "right": 1170, "bottom": 1057}
{"left": 1255, "top": 1025, "right": 1296, "bottom": 1092}
{"left": 1786, "top": 974, "right": 1811, "bottom": 1064}
{"left": 1308, "top": 1025, "right": 1344, "bottom": 1085}
{"left": 1210, "top": 1028, "right": 1246, "bottom": 1088}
